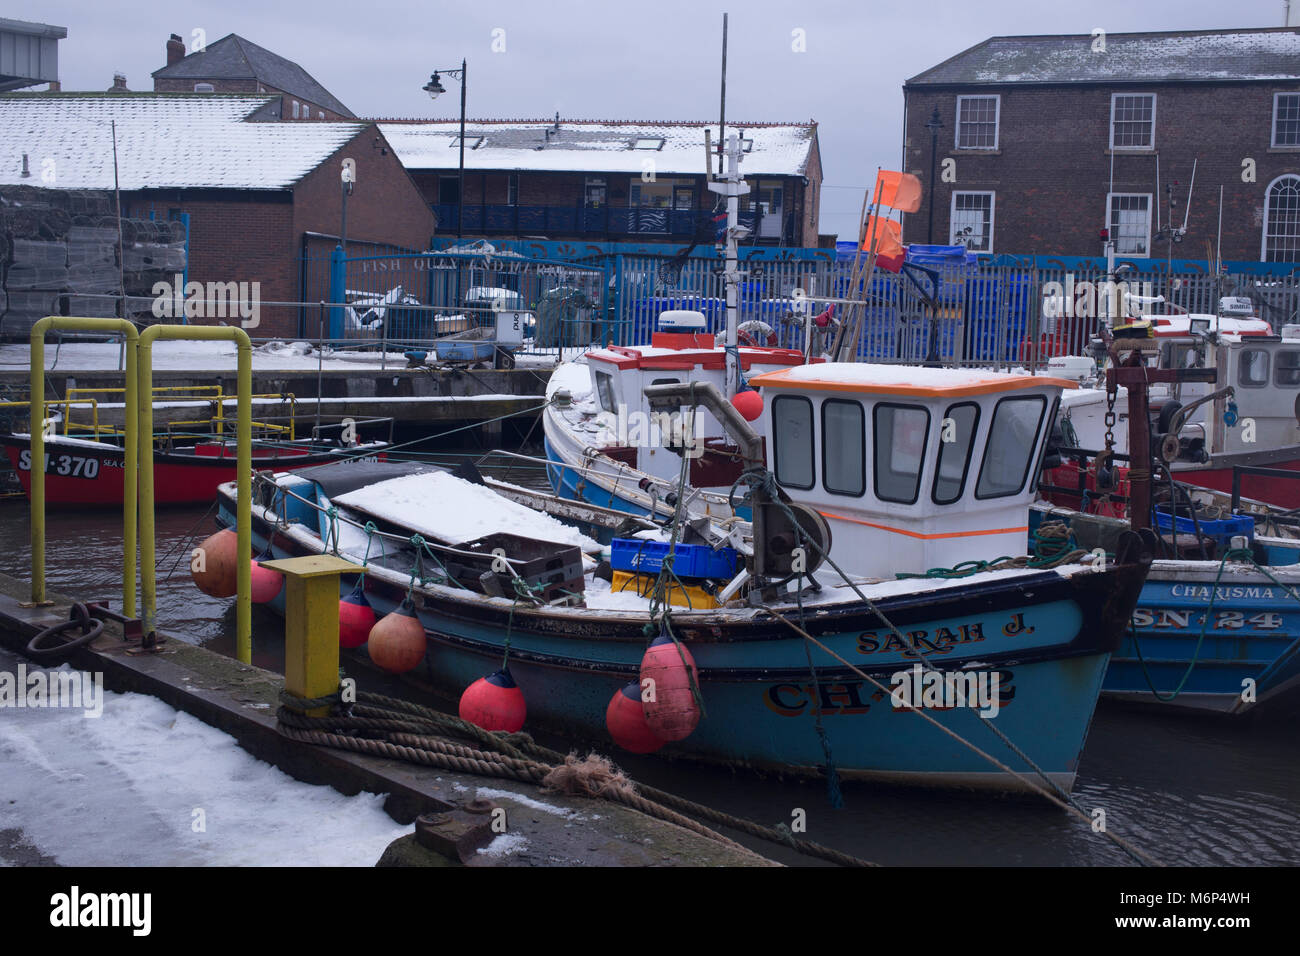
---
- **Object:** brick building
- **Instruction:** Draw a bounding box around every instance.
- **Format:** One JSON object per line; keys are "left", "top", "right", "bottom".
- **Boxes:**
{"left": 377, "top": 118, "right": 823, "bottom": 247}
{"left": 902, "top": 27, "right": 1300, "bottom": 262}
{"left": 0, "top": 93, "right": 433, "bottom": 338}
{"left": 152, "top": 32, "right": 353, "bottom": 121}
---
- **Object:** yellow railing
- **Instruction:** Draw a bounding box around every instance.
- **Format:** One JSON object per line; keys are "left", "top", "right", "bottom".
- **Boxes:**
{"left": 60, "top": 385, "right": 296, "bottom": 444}
{"left": 0, "top": 398, "right": 104, "bottom": 438}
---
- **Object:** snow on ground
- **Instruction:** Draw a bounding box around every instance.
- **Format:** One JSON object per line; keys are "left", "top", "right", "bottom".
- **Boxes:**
{"left": 335, "top": 471, "right": 601, "bottom": 552}
{"left": 0, "top": 653, "right": 408, "bottom": 866}
{"left": 0, "top": 340, "right": 573, "bottom": 372}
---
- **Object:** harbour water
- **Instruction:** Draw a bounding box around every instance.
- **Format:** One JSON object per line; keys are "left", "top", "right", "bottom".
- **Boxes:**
{"left": 3, "top": 470, "right": 1298, "bottom": 868}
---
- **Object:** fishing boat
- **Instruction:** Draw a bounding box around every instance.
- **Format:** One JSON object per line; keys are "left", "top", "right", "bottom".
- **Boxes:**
{"left": 212, "top": 361, "right": 1152, "bottom": 793}
{"left": 0, "top": 431, "right": 390, "bottom": 507}
{"left": 1041, "top": 308, "right": 1300, "bottom": 508}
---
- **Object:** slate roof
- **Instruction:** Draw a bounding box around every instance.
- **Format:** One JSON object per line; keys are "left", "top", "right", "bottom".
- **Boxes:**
{"left": 152, "top": 33, "right": 353, "bottom": 117}
{"left": 0, "top": 93, "right": 365, "bottom": 190}
{"left": 376, "top": 119, "right": 817, "bottom": 177}
{"left": 907, "top": 27, "right": 1300, "bottom": 87}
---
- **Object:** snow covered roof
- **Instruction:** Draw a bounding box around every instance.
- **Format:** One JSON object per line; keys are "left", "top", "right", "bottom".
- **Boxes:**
{"left": 152, "top": 33, "right": 353, "bottom": 117}
{"left": 749, "top": 363, "right": 1077, "bottom": 397}
{"left": 0, "top": 93, "right": 366, "bottom": 189}
{"left": 907, "top": 27, "right": 1300, "bottom": 87}
{"left": 376, "top": 119, "right": 817, "bottom": 177}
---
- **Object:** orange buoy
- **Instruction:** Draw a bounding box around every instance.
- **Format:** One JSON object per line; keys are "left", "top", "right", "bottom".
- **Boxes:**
{"left": 249, "top": 558, "right": 283, "bottom": 603}
{"left": 338, "top": 581, "right": 376, "bottom": 649}
{"left": 731, "top": 389, "right": 764, "bottom": 422}
{"left": 459, "top": 668, "right": 526, "bottom": 733}
{"left": 191, "top": 528, "right": 239, "bottom": 597}
{"left": 367, "top": 599, "right": 426, "bottom": 674}
{"left": 640, "top": 634, "right": 701, "bottom": 741}
{"left": 606, "top": 681, "right": 664, "bottom": 754}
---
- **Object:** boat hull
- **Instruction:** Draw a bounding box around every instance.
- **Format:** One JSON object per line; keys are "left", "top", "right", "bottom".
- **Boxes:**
{"left": 1103, "top": 563, "right": 1300, "bottom": 714}
{"left": 1, "top": 434, "right": 383, "bottom": 507}
{"left": 222, "top": 484, "right": 1150, "bottom": 793}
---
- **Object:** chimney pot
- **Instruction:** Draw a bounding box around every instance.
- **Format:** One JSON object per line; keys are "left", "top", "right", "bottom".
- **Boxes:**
{"left": 167, "top": 33, "right": 186, "bottom": 66}
{"left": 110, "top": 73, "right": 129, "bottom": 92}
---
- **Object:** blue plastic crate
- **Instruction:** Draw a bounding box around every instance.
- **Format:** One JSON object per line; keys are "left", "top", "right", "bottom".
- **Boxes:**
{"left": 610, "top": 538, "right": 739, "bottom": 579}
{"left": 1154, "top": 509, "right": 1255, "bottom": 546}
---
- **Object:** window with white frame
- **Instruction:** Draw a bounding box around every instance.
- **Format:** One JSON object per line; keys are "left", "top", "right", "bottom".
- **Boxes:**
{"left": 1108, "top": 193, "right": 1152, "bottom": 255}
{"left": 1263, "top": 175, "right": 1300, "bottom": 262}
{"left": 956, "top": 95, "right": 999, "bottom": 149}
{"left": 1110, "top": 93, "right": 1155, "bottom": 149}
{"left": 1274, "top": 94, "right": 1300, "bottom": 147}
{"left": 950, "top": 192, "right": 994, "bottom": 252}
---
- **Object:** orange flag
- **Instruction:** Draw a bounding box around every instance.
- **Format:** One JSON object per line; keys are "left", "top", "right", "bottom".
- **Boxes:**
{"left": 862, "top": 215, "right": 906, "bottom": 273}
{"left": 875, "top": 170, "right": 922, "bottom": 213}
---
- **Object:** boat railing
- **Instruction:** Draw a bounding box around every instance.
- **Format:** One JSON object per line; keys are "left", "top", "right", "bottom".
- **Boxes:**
{"left": 0, "top": 397, "right": 108, "bottom": 439}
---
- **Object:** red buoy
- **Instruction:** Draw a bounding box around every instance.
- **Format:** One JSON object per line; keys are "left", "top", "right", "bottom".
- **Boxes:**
{"left": 731, "top": 389, "right": 764, "bottom": 422}
{"left": 640, "top": 635, "right": 701, "bottom": 741}
{"left": 459, "top": 668, "right": 526, "bottom": 733}
{"left": 367, "top": 599, "right": 426, "bottom": 674}
{"left": 606, "top": 681, "right": 664, "bottom": 754}
{"left": 249, "top": 558, "right": 283, "bottom": 603}
{"left": 191, "top": 528, "right": 239, "bottom": 597}
{"left": 338, "top": 581, "right": 376, "bottom": 648}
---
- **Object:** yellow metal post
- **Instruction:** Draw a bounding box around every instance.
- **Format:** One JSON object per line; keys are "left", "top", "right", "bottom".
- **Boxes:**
{"left": 138, "top": 326, "right": 253, "bottom": 660}
{"left": 260, "top": 555, "right": 363, "bottom": 717}
{"left": 29, "top": 318, "right": 139, "bottom": 613}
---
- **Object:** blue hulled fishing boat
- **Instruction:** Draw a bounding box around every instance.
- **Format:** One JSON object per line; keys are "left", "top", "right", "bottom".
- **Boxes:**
{"left": 213, "top": 361, "right": 1151, "bottom": 793}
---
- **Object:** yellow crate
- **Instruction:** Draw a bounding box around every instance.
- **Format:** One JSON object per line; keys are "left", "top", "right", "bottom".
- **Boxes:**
{"left": 610, "top": 570, "right": 721, "bottom": 609}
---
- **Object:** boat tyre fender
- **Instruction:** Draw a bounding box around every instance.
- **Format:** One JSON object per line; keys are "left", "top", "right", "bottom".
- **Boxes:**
{"left": 26, "top": 602, "right": 104, "bottom": 659}
{"left": 736, "top": 320, "right": 778, "bottom": 348}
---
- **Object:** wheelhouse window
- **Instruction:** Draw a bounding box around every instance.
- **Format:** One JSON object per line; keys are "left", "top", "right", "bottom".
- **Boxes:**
{"left": 821, "top": 399, "right": 865, "bottom": 497}
{"left": 1110, "top": 93, "right": 1155, "bottom": 149}
{"left": 594, "top": 371, "right": 616, "bottom": 411}
{"left": 773, "top": 396, "right": 815, "bottom": 490}
{"left": 1274, "top": 94, "right": 1300, "bottom": 147}
{"left": 1277, "top": 351, "right": 1300, "bottom": 387}
{"left": 950, "top": 192, "right": 994, "bottom": 252}
{"left": 874, "top": 404, "right": 930, "bottom": 504}
{"left": 955, "top": 95, "right": 1000, "bottom": 150}
{"left": 975, "top": 396, "right": 1047, "bottom": 499}
{"left": 1263, "top": 175, "right": 1300, "bottom": 262}
{"left": 1108, "top": 194, "right": 1152, "bottom": 256}
{"left": 933, "top": 403, "right": 980, "bottom": 504}
{"left": 1239, "top": 350, "right": 1270, "bottom": 388}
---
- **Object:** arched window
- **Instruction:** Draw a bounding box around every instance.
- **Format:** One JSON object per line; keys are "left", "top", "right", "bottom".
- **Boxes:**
{"left": 1263, "top": 174, "right": 1300, "bottom": 262}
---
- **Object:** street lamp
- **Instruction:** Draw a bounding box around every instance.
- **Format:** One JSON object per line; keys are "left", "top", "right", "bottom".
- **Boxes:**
{"left": 424, "top": 60, "right": 467, "bottom": 240}
{"left": 925, "top": 106, "right": 943, "bottom": 245}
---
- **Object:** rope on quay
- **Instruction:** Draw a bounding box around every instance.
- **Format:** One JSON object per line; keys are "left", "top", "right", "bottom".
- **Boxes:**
{"left": 276, "top": 687, "right": 877, "bottom": 868}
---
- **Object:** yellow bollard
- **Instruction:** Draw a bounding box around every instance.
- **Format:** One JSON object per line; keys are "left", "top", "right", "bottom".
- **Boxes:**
{"left": 260, "top": 555, "right": 364, "bottom": 717}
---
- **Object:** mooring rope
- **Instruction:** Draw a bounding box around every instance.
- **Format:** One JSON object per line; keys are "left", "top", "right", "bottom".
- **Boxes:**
{"left": 276, "top": 687, "right": 875, "bottom": 868}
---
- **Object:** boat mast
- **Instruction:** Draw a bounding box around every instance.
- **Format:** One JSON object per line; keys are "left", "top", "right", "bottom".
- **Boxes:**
{"left": 710, "top": 132, "right": 749, "bottom": 397}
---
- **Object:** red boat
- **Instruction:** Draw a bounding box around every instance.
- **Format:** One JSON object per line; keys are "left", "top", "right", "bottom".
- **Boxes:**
{"left": 0, "top": 433, "right": 387, "bottom": 507}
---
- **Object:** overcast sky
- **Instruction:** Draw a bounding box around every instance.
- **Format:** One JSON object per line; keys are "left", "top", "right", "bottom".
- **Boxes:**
{"left": 24, "top": 0, "right": 1298, "bottom": 239}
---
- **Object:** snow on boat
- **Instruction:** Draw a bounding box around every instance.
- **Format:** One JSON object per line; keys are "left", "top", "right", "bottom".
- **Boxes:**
{"left": 212, "top": 363, "right": 1152, "bottom": 793}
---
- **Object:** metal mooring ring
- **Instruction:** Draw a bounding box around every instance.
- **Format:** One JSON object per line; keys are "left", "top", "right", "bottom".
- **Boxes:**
{"left": 26, "top": 603, "right": 104, "bottom": 659}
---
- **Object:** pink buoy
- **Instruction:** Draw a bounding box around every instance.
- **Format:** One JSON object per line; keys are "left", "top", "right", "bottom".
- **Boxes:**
{"left": 249, "top": 558, "right": 283, "bottom": 603}
{"left": 459, "top": 668, "right": 526, "bottom": 733}
{"left": 367, "top": 599, "right": 426, "bottom": 674}
{"left": 731, "top": 389, "right": 764, "bottom": 422}
{"left": 606, "top": 681, "right": 664, "bottom": 754}
{"left": 639, "top": 634, "right": 701, "bottom": 742}
{"left": 338, "top": 581, "right": 376, "bottom": 649}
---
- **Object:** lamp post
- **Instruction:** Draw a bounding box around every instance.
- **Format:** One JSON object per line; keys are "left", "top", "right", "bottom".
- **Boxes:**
{"left": 925, "top": 106, "right": 943, "bottom": 244}
{"left": 424, "top": 60, "right": 467, "bottom": 240}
